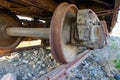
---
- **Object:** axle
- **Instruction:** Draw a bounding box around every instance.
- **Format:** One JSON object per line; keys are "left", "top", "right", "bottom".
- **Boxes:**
{"left": 6, "top": 27, "right": 49, "bottom": 39}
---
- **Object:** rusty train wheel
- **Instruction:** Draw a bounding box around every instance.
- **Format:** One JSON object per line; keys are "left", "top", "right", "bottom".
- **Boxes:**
{"left": 50, "top": 3, "right": 78, "bottom": 63}
{"left": 0, "top": 9, "right": 21, "bottom": 55}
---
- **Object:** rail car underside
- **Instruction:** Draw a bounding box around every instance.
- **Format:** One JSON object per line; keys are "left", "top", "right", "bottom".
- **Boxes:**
{"left": 0, "top": 0, "right": 119, "bottom": 63}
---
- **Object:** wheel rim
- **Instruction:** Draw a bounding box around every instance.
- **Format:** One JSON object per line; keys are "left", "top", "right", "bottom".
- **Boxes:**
{"left": 50, "top": 3, "right": 78, "bottom": 63}
{"left": 0, "top": 10, "right": 21, "bottom": 52}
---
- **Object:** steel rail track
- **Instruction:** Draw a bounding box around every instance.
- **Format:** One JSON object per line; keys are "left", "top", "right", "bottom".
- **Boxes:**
{"left": 39, "top": 50, "right": 91, "bottom": 80}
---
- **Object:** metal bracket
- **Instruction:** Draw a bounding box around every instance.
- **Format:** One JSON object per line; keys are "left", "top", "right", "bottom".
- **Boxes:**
{"left": 75, "top": 9, "right": 106, "bottom": 49}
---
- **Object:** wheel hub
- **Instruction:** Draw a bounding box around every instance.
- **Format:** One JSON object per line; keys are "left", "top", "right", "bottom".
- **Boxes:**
{"left": 75, "top": 9, "right": 105, "bottom": 49}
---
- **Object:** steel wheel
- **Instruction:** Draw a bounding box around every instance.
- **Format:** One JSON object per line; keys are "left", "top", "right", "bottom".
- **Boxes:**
{"left": 0, "top": 9, "right": 21, "bottom": 55}
{"left": 50, "top": 3, "right": 78, "bottom": 63}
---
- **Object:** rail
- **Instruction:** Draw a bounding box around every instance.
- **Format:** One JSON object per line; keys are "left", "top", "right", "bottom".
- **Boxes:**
{"left": 39, "top": 50, "right": 91, "bottom": 80}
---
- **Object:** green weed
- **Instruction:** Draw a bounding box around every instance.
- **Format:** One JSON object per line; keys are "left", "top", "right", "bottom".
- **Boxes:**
{"left": 113, "top": 54, "right": 120, "bottom": 69}
{"left": 109, "top": 41, "right": 118, "bottom": 50}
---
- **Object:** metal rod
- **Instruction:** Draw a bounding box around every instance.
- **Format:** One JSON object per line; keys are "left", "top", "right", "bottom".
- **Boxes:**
{"left": 6, "top": 27, "right": 49, "bottom": 39}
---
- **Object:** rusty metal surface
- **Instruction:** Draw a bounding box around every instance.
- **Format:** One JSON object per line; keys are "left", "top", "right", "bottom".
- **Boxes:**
{"left": 111, "top": 0, "right": 120, "bottom": 31}
{"left": 11, "top": 0, "right": 57, "bottom": 12}
{"left": 76, "top": 9, "right": 105, "bottom": 49}
{"left": 0, "top": 0, "right": 11, "bottom": 8}
{"left": 39, "top": 50, "right": 91, "bottom": 80}
{"left": 0, "top": 0, "right": 117, "bottom": 32}
{"left": 10, "top": 6, "right": 43, "bottom": 16}
{"left": 50, "top": 2, "right": 79, "bottom": 63}
{"left": 91, "top": 0, "right": 113, "bottom": 7}
{"left": 0, "top": 0, "right": 54, "bottom": 18}
{"left": 0, "top": 1, "right": 109, "bottom": 63}
{"left": 101, "top": 20, "right": 109, "bottom": 38}
{"left": 96, "top": 9, "right": 113, "bottom": 16}
{"left": 101, "top": 20, "right": 109, "bottom": 45}
{"left": 50, "top": 2, "right": 108, "bottom": 63}
{"left": 0, "top": 9, "right": 21, "bottom": 53}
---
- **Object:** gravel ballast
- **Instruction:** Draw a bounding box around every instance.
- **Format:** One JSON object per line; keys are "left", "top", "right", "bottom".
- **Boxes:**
{"left": 0, "top": 48, "right": 59, "bottom": 80}
{"left": 66, "top": 36, "right": 120, "bottom": 80}
{"left": 0, "top": 36, "right": 120, "bottom": 80}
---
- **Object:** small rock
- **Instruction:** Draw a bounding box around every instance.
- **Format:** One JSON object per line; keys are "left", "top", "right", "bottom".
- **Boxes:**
{"left": 34, "top": 51, "right": 38, "bottom": 55}
{"left": 25, "top": 65, "right": 28, "bottom": 68}
{"left": 102, "top": 77, "right": 109, "bottom": 80}
{"left": 38, "top": 66, "right": 42, "bottom": 70}
{"left": 25, "top": 51, "right": 30, "bottom": 54}
{"left": 27, "top": 73, "right": 32, "bottom": 77}
{"left": 74, "top": 74, "right": 83, "bottom": 79}
{"left": 33, "top": 65, "right": 36, "bottom": 69}
{"left": 30, "top": 57, "right": 34, "bottom": 60}
{"left": 22, "top": 60, "right": 29, "bottom": 64}
{"left": 32, "top": 77, "right": 37, "bottom": 80}
{"left": 41, "top": 64, "right": 46, "bottom": 67}
{"left": 19, "top": 59, "right": 22, "bottom": 61}
{"left": 48, "top": 54, "right": 53, "bottom": 58}
{"left": 11, "top": 52, "right": 19, "bottom": 56}
{"left": 29, "top": 61, "right": 34, "bottom": 65}
{"left": 37, "top": 61, "right": 43, "bottom": 64}
{"left": 23, "top": 52, "right": 27, "bottom": 56}
{"left": 1, "top": 73, "right": 16, "bottom": 80}
{"left": 39, "top": 71, "right": 46, "bottom": 75}
{"left": 83, "top": 63, "right": 89, "bottom": 69}
{"left": 14, "top": 63, "right": 17, "bottom": 66}
{"left": 34, "top": 58, "right": 38, "bottom": 62}
{"left": 114, "top": 74, "right": 120, "bottom": 80}
{"left": 8, "top": 59, "right": 14, "bottom": 62}
{"left": 69, "top": 77, "right": 79, "bottom": 80}
{"left": 22, "top": 75, "right": 28, "bottom": 80}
